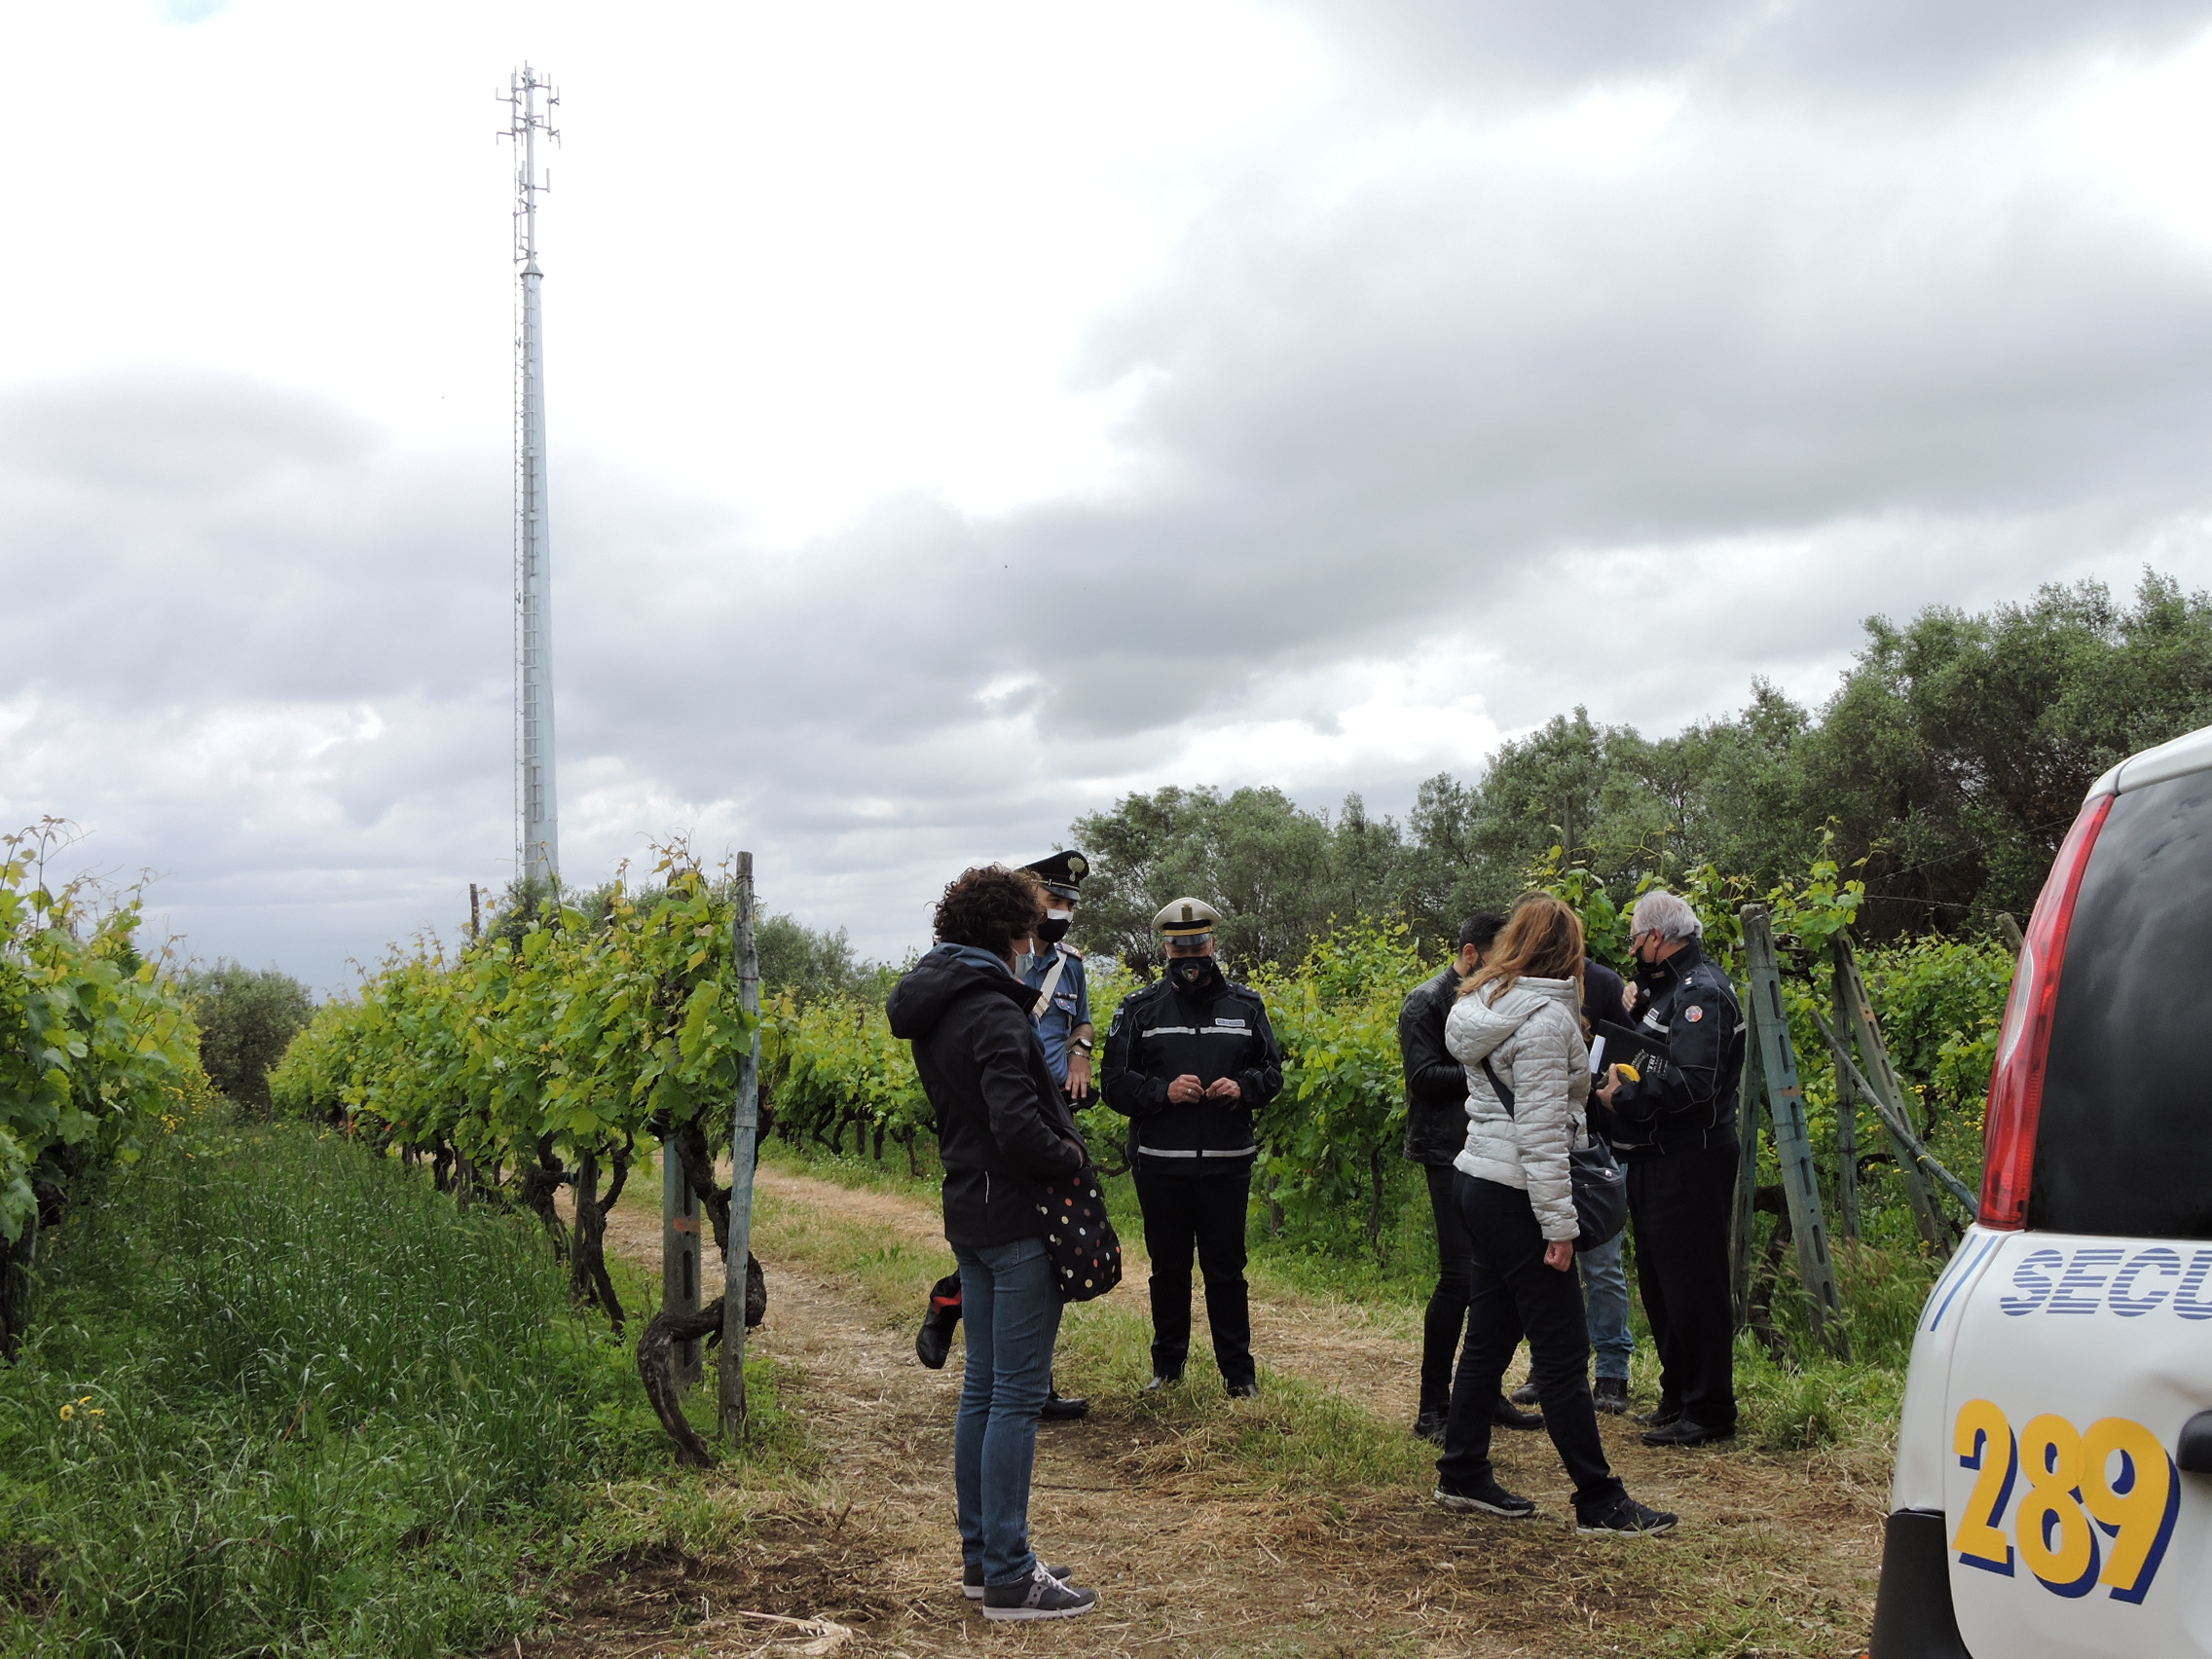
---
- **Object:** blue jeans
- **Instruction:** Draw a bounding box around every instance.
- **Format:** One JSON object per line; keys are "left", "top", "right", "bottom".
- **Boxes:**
{"left": 1579, "top": 1232, "right": 1634, "bottom": 1382}
{"left": 954, "top": 1236, "right": 1064, "bottom": 1588}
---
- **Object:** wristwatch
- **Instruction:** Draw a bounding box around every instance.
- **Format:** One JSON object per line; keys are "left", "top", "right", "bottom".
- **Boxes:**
{"left": 1073, "top": 1038, "right": 1093, "bottom": 1053}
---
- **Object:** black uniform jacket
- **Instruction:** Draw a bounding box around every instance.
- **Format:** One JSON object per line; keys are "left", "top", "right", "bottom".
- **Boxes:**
{"left": 886, "top": 945, "right": 1085, "bottom": 1247}
{"left": 1102, "top": 975, "right": 1282, "bottom": 1174}
{"left": 1606, "top": 940, "right": 1744, "bottom": 1160}
{"left": 1398, "top": 964, "right": 1469, "bottom": 1165}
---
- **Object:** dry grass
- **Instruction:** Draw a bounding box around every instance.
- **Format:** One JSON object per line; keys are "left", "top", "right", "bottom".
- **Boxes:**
{"left": 527, "top": 1159, "right": 1885, "bottom": 1658}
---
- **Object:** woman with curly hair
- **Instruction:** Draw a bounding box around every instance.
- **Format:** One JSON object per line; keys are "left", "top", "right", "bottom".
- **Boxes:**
{"left": 886, "top": 864, "right": 1101, "bottom": 1621}
{"left": 1433, "top": 893, "right": 1677, "bottom": 1537}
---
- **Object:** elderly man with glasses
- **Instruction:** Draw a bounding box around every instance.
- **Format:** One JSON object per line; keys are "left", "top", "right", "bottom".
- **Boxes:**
{"left": 1595, "top": 890, "right": 1746, "bottom": 1448}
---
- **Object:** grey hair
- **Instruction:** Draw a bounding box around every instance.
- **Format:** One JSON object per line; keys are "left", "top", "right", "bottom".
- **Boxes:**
{"left": 1631, "top": 889, "right": 1703, "bottom": 942}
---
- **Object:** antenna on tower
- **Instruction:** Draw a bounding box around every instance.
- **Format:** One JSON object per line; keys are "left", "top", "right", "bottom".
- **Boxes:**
{"left": 501, "top": 64, "right": 561, "bottom": 896}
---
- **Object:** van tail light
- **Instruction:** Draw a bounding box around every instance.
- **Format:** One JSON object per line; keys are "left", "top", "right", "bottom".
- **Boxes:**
{"left": 1979, "top": 792, "right": 2116, "bottom": 1230}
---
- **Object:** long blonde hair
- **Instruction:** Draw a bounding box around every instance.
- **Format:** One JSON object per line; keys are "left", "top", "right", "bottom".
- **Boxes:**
{"left": 1459, "top": 894, "right": 1586, "bottom": 1010}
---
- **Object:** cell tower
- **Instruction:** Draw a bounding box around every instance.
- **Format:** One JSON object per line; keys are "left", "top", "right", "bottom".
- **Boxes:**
{"left": 503, "top": 65, "right": 560, "bottom": 891}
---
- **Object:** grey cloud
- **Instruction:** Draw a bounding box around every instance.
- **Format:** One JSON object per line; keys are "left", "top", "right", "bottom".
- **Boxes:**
{"left": 18, "top": 10, "right": 2212, "bottom": 979}
{"left": 1282, "top": 0, "right": 2212, "bottom": 98}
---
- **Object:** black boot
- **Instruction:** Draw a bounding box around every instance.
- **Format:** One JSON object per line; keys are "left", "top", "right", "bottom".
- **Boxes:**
{"left": 916, "top": 1271, "right": 962, "bottom": 1370}
{"left": 1492, "top": 1391, "right": 1544, "bottom": 1431}
{"left": 1041, "top": 1373, "right": 1089, "bottom": 1419}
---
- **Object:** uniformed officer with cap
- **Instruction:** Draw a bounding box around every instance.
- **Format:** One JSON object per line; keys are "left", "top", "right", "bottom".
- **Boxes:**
{"left": 1102, "top": 898, "right": 1282, "bottom": 1396}
{"left": 1014, "top": 851, "right": 1095, "bottom": 1108}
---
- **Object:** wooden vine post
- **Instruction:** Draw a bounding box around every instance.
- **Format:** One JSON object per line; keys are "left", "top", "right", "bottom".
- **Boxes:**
{"left": 1829, "top": 955, "right": 1862, "bottom": 1242}
{"left": 1740, "top": 904, "right": 1849, "bottom": 1358}
{"left": 1829, "top": 934, "right": 1956, "bottom": 1259}
{"left": 719, "top": 851, "right": 763, "bottom": 1438}
{"left": 661, "top": 1132, "right": 704, "bottom": 1390}
{"left": 1729, "top": 1016, "right": 1764, "bottom": 1329}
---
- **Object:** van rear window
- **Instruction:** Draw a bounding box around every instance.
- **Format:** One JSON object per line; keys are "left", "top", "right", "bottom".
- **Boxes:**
{"left": 2036, "top": 769, "right": 2212, "bottom": 1238}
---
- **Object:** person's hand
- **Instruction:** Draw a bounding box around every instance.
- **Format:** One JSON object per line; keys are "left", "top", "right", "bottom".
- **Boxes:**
{"left": 1544, "top": 1239, "right": 1575, "bottom": 1272}
{"left": 1204, "top": 1077, "right": 1242, "bottom": 1101}
{"left": 1167, "top": 1074, "right": 1206, "bottom": 1105}
{"left": 1065, "top": 1051, "right": 1092, "bottom": 1100}
{"left": 1621, "top": 982, "right": 1636, "bottom": 1014}
{"left": 1595, "top": 1065, "right": 1622, "bottom": 1107}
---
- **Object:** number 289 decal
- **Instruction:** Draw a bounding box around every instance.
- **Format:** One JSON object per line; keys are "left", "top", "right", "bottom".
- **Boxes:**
{"left": 1952, "top": 1400, "right": 2181, "bottom": 1604}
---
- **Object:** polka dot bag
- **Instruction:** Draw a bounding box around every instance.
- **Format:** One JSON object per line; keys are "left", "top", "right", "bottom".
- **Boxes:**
{"left": 1036, "top": 1164, "right": 1123, "bottom": 1303}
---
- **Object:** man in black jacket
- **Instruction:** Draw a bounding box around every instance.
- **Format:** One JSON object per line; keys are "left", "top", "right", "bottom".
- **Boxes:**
{"left": 885, "top": 864, "right": 1100, "bottom": 1621}
{"left": 1597, "top": 889, "right": 1745, "bottom": 1449}
{"left": 1102, "top": 897, "right": 1281, "bottom": 1395}
{"left": 1399, "top": 912, "right": 1543, "bottom": 1439}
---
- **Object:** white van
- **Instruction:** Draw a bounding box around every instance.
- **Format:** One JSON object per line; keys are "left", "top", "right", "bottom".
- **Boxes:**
{"left": 1872, "top": 723, "right": 2212, "bottom": 1658}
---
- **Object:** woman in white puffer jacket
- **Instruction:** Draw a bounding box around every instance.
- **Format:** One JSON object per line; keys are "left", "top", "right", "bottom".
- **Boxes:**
{"left": 1429, "top": 896, "right": 1676, "bottom": 1537}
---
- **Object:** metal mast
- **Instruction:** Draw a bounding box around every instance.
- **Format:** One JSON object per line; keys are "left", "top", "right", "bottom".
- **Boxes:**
{"left": 503, "top": 65, "right": 560, "bottom": 891}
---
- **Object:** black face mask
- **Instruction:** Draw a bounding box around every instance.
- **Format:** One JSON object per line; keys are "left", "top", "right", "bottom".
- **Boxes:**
{"left": 1037, "top": 910, "right": 1072, "bottom": 944}
{"left": 1167, "top": 955, "right": 1218, "bottom": 993}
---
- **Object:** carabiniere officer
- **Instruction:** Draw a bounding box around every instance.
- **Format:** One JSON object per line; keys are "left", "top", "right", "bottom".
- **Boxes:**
{"left": 1102, "top": 898, "right": 1282, "bottom": 1397}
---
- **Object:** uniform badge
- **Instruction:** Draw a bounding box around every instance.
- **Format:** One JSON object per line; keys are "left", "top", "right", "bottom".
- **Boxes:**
{"left": 1683, "top": 1006, "right": 1703, "bottom": 1023}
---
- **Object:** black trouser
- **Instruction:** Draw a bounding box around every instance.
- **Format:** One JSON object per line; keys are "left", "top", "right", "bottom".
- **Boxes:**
{"left": 1437, "top": 1174, "right": 1624, "bottom": 1516}
{"left": 1626, "top": 1139, "right": 1739, "bottom": 1430}
{"left": 1132, "top": 1162, "right": 1254, "bottom": 1386}
{"left": 1421, "top": 1162, "right": 1473, "bottom": 1416}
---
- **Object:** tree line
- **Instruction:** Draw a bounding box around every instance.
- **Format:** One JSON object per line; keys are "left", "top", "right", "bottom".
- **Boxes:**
{"left": 1072, "top": 572, "right": 2212, "bottom": 975}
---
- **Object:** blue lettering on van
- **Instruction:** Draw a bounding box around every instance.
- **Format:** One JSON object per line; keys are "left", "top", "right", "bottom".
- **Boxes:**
{"left": 2175, "top": 1251, "right": 2212, "bottom": 1321}
{"left": 2109, "top": 1247, "right": 2182, "bottom": 1316}
{"left": 2001, "top": 1249, "right": 2064, "bottom": 1315}
{"left": 2049, "top": 1249, "right": 2123, "bottom": 1313}
{"left": 1997, "top": 1245, "right": 2212, "bottom": 1318}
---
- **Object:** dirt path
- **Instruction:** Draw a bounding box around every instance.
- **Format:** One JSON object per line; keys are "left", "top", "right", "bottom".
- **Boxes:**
{"left": 539, "top": 1167, "right": 1883, "bottom": 1656}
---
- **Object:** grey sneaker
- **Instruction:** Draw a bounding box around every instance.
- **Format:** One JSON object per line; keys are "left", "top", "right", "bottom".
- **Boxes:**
{"left": 979, "top": 1561, "right": 1099, "bottom": 1621}
{"left": 1577, "top": 1493, "right": 1678, "bottom": 1537}
{"left": 964, "top": 1561, "right": 1071, "bottom": 1601}
{"left": 1433, "top": 1481, "right": 1537, "bottom": 1520}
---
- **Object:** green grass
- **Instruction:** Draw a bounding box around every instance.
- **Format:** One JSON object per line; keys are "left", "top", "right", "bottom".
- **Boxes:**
{"left": 765, "top": 1132, "right": 1926, "bottom": 1463}
{"left": 0, "top": 1122, "right": 796, "bottom": 1658}
{"left": 749, "top": 1179, "right": 1435, "bottom": 1494}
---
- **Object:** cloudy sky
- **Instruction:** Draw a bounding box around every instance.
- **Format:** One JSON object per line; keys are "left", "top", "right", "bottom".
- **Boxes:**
{"left": 8, "top": 0, "right": 2212, "bottom": 986}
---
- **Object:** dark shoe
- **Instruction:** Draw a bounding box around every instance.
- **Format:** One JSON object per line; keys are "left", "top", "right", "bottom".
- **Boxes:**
{"left": 1493, "top": 1393, "right": 1544, "bottom": 1431}
{"left": 1140, "top": 1374, "right": 1181, "bottom": 1395}
{"left": 1641, "top": 1418, "right": 1737, "bottom": 1449}
{"left": 1413, "top": 1410, "right": 1448, "bottom": 1444}
{"left": 1433, "top": 1481, "right": 1537, "bottom": 1520}
{"left": 965, "top": 1561, "right": 1072, "bottom": 1601}
{"left": 1593, "top": 1377, "right": 1630, "bottom": 1415}
{"left": 1577, "top": 1493, "right": 1679, "bottom": 1536}
{"left": 916, "top": 1272, "right": 962, "bottom": 1371}
{"left": 1633, "top": 1405, "right": 1682, "bottom": 1429}
{"left": 1040, "top": 1390, "right": 1089, "bottom": 1420}
{"left": 980, "top": 1561, "right": 1099, "bottom": 1621}
{"left": 1510, "top": 1381, "right": 1542, "bottom": 1407}
{"left": 1227, "top": 1380, "right": 1260, "bottom": 1399}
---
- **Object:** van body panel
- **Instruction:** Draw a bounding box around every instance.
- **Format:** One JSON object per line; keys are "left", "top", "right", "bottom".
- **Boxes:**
{"left": 1941, "top": 1229, "right": 2212, "bottom": 1657}
{"left": 2113, "top": 724, "right": 2212, "bottom": 795}
{"left": 1893, "top": 1229, "right": 2006, "bottom": 1513}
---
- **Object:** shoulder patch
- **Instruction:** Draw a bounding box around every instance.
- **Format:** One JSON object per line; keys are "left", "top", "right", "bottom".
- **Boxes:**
{"left": 1683, "top": 1005, "right": 1703, "bottom": 1023}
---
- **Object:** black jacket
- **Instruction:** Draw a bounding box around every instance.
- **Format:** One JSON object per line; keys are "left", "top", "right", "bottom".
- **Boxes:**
{"left": 1398, "top": 965, "right": 1469, "bottom": 1165}
{"left": 1581, "top": 957, "right": 1629, "bottom": 1143}
{"left": 886, "top": 945, "right": 1085, "bottom": 1246}
{"left": 1607, "top": 940, "right": 1744, "bottom": 1159}
{"left": 1102, "top": 974, "right": 1282, "bottom": 1173}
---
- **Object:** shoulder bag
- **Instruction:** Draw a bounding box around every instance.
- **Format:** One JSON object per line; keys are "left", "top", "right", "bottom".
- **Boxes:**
{"left": 1036, "top": 1164, "right": 1123, "bottom": 1302}
{"left": 1479, "top": 1054, "right": 1627, "bottom": 1253}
